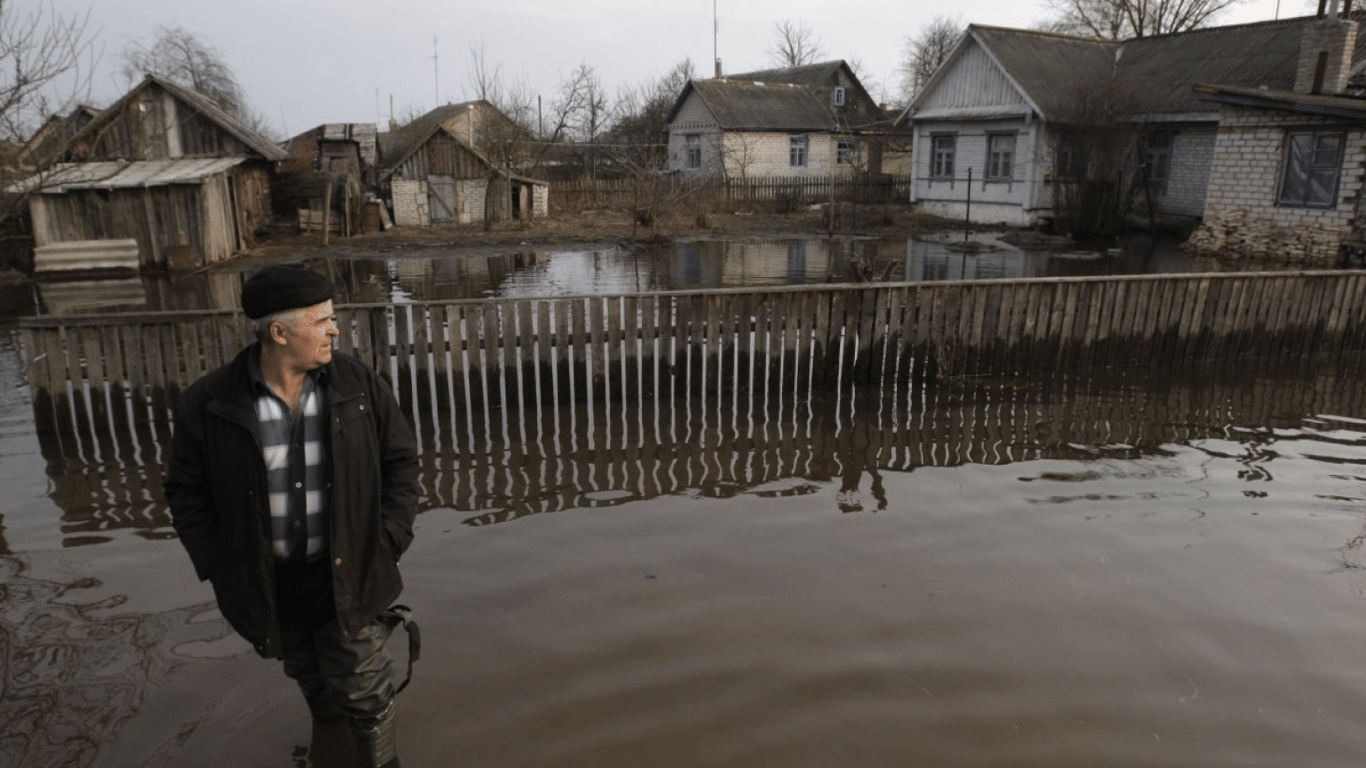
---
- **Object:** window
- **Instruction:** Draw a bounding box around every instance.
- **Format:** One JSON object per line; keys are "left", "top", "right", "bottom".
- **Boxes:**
{"left": 987, "top": 133, "right": 1015, "bottom": 180}
{"left": 832, "top": 87, "right": 846, "bottom": 107}
{"left": 837, "top": 140, "right": 859, "bottom": 166}
{"left": 790, "top": 134, "right": 809, "bottom": 168}
{"left": 684, "top": 134, "right": 702, "bottom": 169}
{"left": 931, "top": 134, "right": 955, "bottom": 178}
{"left": 1141, "top": 132, "right": 1172, "bottom": 191}
{"left": 1279, "top": 129, "right": 1345, "bottom": 208}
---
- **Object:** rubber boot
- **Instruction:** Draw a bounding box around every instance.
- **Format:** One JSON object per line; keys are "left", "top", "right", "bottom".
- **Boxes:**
{"left": 350, "top": 701, "right": 398, "bottom": 768}
{"left": 308, "top": 717, "right": 361, "bottom": 768}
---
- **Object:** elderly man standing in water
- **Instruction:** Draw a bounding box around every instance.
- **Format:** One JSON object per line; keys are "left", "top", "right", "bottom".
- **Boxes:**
{"left": 164, "top": 265, "right": 420, "bottom": 768}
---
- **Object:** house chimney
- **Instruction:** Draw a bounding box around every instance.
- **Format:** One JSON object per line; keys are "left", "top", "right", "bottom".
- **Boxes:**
{"left": 715, "top": 58, "right": 723, "bottom": 78}
{"left": 1295, "top": 12, "right": 1358, "bottom": 94}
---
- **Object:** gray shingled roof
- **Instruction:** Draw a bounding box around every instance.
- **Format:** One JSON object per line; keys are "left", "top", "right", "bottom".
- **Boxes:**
{"left": 915, "top": 16, "right": 1366, "bottom": 123}
{"left": 669, "top": 79, "right": 836, "bottom": 131}
{"left": 725, "top": 60, "right": 848, "bottom": 89}
{"left": 966, "top": 27, "right": 1118, "bottom": 118}
{"left": 1112, "top": 17, "right": 1366, "bottom": 115}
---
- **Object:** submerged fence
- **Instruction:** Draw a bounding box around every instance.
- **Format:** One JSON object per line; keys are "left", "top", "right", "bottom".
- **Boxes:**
{"left": 19, "top": 270, "right": 1366, "bottom": 430}
{"left": 17, "top": 270, "right": 1366, "bottom": 540}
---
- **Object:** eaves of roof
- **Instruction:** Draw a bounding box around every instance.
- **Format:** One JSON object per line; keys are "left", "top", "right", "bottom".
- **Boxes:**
{"left": 12, "top": 157, "right": 247, "bottom": 194}
{"left": 1192, "top": 82, "right": 1366, "bottom": 118}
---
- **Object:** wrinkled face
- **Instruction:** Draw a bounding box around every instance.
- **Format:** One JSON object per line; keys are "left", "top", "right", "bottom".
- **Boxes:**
{"left": 274, "top": 300, "right": 339, "bottom": 371}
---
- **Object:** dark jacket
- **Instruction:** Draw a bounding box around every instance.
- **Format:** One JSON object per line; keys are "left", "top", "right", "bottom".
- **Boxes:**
{"left": 164, "top": 344, "right": 420, "bottom": 658}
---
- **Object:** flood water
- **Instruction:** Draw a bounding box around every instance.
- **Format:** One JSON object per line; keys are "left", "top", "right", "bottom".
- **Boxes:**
{"left": 5, "top": 236, "right": 1366, "bottom": 767}
{"left": 3, "top": 233, "right": 1261, "bottom": 320}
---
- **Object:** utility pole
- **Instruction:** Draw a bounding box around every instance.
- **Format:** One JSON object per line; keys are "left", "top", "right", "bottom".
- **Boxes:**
{"left": 432, "top": 37, "right": 439, "bottom": 105}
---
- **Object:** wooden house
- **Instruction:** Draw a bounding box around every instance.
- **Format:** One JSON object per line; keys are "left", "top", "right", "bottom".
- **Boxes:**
{"left": 16, "top": 74, "right": 288, "bottom": 271}
{"left": 664, "top": 60, "right": 909, "bottom": 179}
{"left": 380, "top": 104, "right": 548, "bottom": 226}
{"left": 898, "top": 17, "right": 1366, "bottom": 230}
{"left": 15, "top": 106, "right": 102, "bottom": 168}
{"left": 276, "top": 123, "right": 381, "bottom": 236}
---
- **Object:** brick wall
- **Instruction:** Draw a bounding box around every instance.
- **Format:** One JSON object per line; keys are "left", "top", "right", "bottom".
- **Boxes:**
{"left": 1153, "top": 127, "right": 1215, "bottom": 217}
{"left": 1185, "top": 105, "right": 1366, "bottom": 265}
{"left": 391, "top": 179, "right": 429, "bottom": 227}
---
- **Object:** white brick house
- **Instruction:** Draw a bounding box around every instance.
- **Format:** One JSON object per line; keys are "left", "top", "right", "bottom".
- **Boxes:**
{"left": 663, "top": 60, "right": 910, "bottom": 179}
{"left": 1186, "top": 16, "right": 1366, "bottom": 264}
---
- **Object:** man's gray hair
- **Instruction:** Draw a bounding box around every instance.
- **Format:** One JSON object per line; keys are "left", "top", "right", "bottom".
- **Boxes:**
{"left": 251, "top": 306, "right": 309, "bottom": 342}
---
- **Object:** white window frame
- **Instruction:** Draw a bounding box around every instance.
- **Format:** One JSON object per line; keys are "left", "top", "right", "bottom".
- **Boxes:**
{"left": 790, "top": 134, "right": 810, "bottom": 168}
{"left": 837, "top": 140, "right": 859, "bottom": 166}
{"left": 931, "top": 133, "right": 956, "bottom": 179}
{"left": 986, "top": 132, "right": 1015, "bottom": 181}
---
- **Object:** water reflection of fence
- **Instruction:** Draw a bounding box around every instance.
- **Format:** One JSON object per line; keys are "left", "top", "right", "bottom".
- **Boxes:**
{"left": 15, "top": 272, "right": 1366, "bottom": 541}
{"left": 23, "top": 350, "right": 1366, "bottom": 541}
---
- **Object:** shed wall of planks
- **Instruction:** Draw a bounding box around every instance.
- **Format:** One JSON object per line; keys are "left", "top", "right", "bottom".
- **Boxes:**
{"left": 19, "top": 271, "right": 1366, "bottom": 435}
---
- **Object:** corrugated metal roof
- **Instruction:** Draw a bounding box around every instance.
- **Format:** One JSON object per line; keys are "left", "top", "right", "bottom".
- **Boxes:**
{"left": 684, "top": 79, "right": 836, "bottom": 131}
{"left": 31, "top": 157, "right": 246, "bottom": 192}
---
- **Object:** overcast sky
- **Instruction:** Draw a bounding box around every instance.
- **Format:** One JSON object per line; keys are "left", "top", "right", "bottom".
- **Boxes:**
{"left": 38, "top": 0, "right": 1306, "bottom": 139}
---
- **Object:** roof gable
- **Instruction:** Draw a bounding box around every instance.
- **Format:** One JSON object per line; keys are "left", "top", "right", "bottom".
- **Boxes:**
{"left": 66, "top": 75, "right": 287, "bottom": 162}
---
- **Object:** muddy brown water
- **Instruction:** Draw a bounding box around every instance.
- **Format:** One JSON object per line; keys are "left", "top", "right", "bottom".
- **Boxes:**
{"left": 5, "top": 238, "right": 1366, "bottom": 767}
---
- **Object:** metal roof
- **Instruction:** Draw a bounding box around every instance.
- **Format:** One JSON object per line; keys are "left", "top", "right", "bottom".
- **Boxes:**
{"left": 26, "top": 157, "right": 247, "bottom": 193}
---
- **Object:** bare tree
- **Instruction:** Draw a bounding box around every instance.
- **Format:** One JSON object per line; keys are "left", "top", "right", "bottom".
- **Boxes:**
{"left": 0, "top": 0, "right": 100, "bottom": 241}
{"left": 1041, "top": 0, "right": 1243, "bottom": 39}
{"left": 0, "top": 0, "right": 98, "bottom": 145}
{"left": 464, "top": 41, "right": 538, "bottom": 167}
{"left": 121, "top": 25, "right": 272, "bottom": 134}
{"left": 601, "top": 59, "right": 704, "bottom": 231}
{"left": 899, "top": 16, "right": 962, "bottom": 103}
{"left": 767, "top": 20, "right": 826, "bottom": 67}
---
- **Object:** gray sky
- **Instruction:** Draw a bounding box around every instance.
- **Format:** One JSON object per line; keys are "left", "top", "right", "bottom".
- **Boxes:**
{"left": 40, "top": 0, "right": 1294, "bottom": 139}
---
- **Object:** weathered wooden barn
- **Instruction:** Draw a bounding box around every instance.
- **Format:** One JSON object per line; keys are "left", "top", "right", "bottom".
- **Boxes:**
{"left": 276, "top": 123, "right": 382, "bottom": 236}
{"left": 380, "top": 105, "right": 548, "bottom": 226}
{"left": 18, "top": 74, "right": 288, "bottom": 271}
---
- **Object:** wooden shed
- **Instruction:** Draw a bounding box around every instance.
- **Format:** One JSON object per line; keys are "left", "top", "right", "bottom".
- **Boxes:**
{"left": 380, "top": 107, "right": 548, "bottom": 226}
{"left": 16, "top": 74, "right": 288, "bottom": 271}
{"left": 276, "top": 123, "right": 382, "bottom": 236}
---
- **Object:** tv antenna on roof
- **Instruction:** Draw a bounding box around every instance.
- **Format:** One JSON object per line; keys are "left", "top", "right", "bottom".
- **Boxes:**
{"left": 432, "top": 37, "right": 439, "bottom": 104}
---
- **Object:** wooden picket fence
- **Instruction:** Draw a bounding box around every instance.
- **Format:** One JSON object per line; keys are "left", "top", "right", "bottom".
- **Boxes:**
{"left": 19, "top": 271, "right": 1366, "bottom": 435}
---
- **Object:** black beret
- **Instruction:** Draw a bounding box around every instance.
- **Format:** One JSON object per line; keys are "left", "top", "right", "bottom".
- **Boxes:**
{"left": 241, "top": 266, "right": 335, "bottom": 319}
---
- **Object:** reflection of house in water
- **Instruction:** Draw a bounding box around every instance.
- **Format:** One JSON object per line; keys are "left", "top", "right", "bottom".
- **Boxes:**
{"left": 905, "top": 240, "right": 1035, "bottom": 281}
{"left": 672, "top": 240, "right": 842, "bottom": 288}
